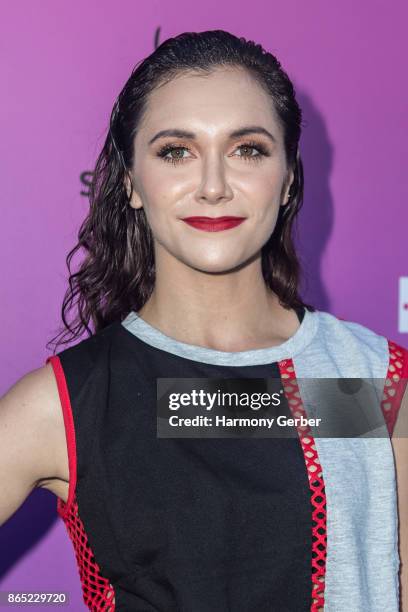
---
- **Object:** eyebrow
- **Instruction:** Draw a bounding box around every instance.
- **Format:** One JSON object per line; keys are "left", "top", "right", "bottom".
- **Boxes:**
{"left": 147, "top": 125, "right": 277, "bottom": 146}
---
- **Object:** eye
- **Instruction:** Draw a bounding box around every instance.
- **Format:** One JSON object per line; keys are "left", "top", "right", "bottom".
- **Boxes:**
{"left": 157, "top": 145, "right": 192, "bottom": 165}
{"left": 234, "top": 142, "right": 269, "bottom": 162}
{"left": 156, "top": 140, "right": 270, "bottom": 166}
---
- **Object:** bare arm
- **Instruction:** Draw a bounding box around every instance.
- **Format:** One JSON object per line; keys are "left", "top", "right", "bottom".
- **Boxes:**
{"left": 392, "top": 384, "right": 408, "bottom": 611}
{"left": 0, "top": 363, "right": 67, "bottom": 526}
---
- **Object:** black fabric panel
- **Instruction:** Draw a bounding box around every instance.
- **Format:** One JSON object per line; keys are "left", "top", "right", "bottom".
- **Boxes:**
{"left": 57, "top": 307, "right": 312, "bottom": 611}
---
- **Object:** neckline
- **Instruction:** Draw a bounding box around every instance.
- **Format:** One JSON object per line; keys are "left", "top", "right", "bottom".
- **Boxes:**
{"left": 120, "top": 307, "right": 319, "bottom": 366}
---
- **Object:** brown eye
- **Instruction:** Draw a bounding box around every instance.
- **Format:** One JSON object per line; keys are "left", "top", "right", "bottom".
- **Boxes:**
{"left": 235, "top": 142, "right": 269, "bottom": 162}
{"left": 237, "top": 145, "right": 257, "bottom": 157}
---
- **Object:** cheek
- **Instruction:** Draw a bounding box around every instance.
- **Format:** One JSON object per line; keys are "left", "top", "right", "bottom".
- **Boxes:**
{"left": 132, "top": 163, "right": 168, "bottom": 219}
{"left": 240, "top": 158, "right": 285, "bottom": 195}
{"left": 135, "top": 173, "right": 180, "bottom": 240}
{"left": 138, "top": 159, "right": 188, "bottom": 205}
{"left": 248, "top": 178, "right": 282, "bottom": 223}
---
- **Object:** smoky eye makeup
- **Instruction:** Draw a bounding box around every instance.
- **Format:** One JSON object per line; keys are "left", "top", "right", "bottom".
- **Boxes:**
{"left": 155, "top": 140, "right": 272, "bottom": 166}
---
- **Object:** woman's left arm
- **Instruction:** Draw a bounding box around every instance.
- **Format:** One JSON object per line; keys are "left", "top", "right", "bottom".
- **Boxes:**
{"left": 392, "top": 384, "right": 408, "bottom": 611}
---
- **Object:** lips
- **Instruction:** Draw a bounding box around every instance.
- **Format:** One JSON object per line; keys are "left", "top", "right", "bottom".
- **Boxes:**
{"left": 181, "top": 216, "right": 246, "bottom": 232}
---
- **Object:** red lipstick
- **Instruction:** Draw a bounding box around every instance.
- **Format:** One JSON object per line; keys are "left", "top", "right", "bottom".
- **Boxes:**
{"left": 181, "top": 216, "right": 246, "bottom": 232}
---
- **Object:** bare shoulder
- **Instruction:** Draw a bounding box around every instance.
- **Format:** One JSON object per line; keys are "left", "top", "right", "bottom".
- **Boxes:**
{"left": 0, "top": 362, "right": 69, "bottom": 524}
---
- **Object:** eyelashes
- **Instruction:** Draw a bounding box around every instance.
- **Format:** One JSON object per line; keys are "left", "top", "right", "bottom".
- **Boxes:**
{"left": 156, "top": 141, "right": 271, "bottom": 166}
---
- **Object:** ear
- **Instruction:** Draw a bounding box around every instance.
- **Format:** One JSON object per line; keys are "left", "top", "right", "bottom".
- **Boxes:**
{"left": 281, "top": 166, "right": 295, "bottom": 208}
{"left": 124, "top": 173, "right": 143, "bottom": 210}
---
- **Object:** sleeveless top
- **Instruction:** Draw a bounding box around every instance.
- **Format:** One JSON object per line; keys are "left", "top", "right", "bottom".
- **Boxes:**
{"left": 46, "top": 307, "right": 408, "bottom": 612}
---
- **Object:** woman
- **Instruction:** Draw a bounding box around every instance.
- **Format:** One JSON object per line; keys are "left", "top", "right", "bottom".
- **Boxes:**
{"left": 1, "top": 30, "right": 407, "bottom": 612}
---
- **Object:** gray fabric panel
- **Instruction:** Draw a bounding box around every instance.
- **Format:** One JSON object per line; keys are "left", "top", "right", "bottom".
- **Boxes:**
{"left": 122, "top": 309, "right": 399, "bottom": 610}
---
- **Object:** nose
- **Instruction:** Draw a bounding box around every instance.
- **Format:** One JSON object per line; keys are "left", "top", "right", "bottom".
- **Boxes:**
{"left": 194, "top": 153, "right": 234, "bottom": 206}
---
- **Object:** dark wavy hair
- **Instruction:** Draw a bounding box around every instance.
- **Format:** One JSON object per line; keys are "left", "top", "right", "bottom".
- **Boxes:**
{"left": 47, "top": 29, "right": 315, "bottom": 353}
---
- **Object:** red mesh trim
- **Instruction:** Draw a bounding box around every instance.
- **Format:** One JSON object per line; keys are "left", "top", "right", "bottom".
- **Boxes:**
{"left": 46, "top": 355, "right": 77, "bottom": 518}
{"left": 58, "top": 493, "right": 116, "bottom": 610}
{"left": 46, "top": 355, "right": 115, "bottom": 609}
{"left": 278, "top": 359, "right": 327, "bottom": 612}
{"left": 380, "top": 340, "right": 408, "bottom": 437}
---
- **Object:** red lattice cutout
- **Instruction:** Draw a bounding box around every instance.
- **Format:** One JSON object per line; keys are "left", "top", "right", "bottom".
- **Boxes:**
{"left": 47, "top": 354, "right": 116, "bottom": 611}
{"left": 58, "top": 495, "right": 116, "bottom": 611}
{"left": 278, "top": 359, "right": 327, "bottom": 612}
{"left": 380, "top": 340, "right": 408, "bottom": 437}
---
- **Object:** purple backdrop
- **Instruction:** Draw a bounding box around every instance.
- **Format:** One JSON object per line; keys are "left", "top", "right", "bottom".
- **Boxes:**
{"left": 1, "top": 0, "right": 407, "bottom": 608}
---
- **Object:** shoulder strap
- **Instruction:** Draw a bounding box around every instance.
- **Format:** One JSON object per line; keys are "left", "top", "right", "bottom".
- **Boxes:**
{"left": 45, "top": 322, "right": 119, "bottom": 515}
{"left": 45, "top": 324, "right": 120, "bottom": 611}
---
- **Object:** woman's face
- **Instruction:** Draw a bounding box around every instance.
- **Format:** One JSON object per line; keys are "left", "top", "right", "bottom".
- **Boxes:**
{"left": 127, "top": 66, "right": 294, "bottom": 273}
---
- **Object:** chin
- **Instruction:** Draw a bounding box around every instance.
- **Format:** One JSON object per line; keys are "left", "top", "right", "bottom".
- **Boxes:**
{"left": 182, "top": 255, "right": 250, "bottom": 275}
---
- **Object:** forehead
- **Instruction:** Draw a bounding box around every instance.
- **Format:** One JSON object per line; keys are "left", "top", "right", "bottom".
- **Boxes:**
{"left": 137, "top": 67, "right": 283, "bottom": 142}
